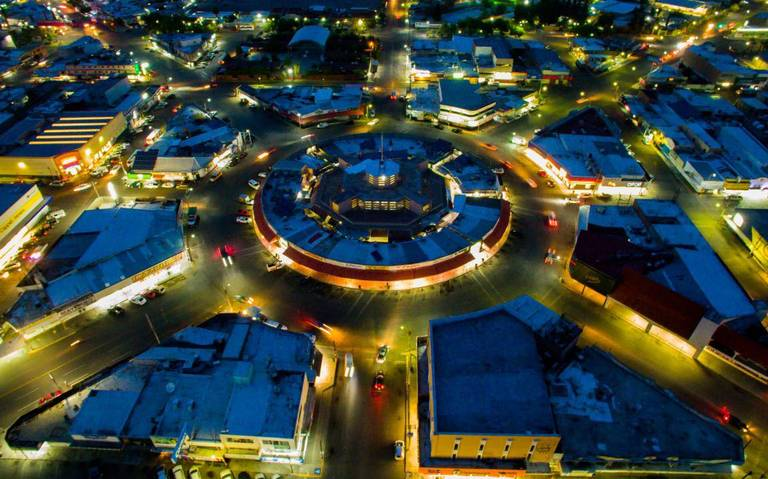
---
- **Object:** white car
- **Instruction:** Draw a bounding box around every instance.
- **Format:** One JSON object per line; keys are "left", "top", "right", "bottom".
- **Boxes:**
{"left": 261, "top": 318, "right": 288, "bottom": 330}
{"left": 248, "top": 179, "right": 260, "bottom": 190}
{"left": 236, "top": 216, "right": 252, "bottom": 224}
{"left": 394, "top": 440, "right": 404, "bottom": 460}
{"left": 316, "top": 122, "right": 329, "bottom": 129}
{"left": 73, "top": 183, "right": 92, "bottom": 192}
{"left": 48, "top": 209, "right": 66, "bottom": 220}
{"left": 367, "top": 118, "right": 380, "bottom": 126}
{"left": 257, "top": 171, "right": 268, "bottom": 179}
{"left": 144, "top": 180, "right": 159, "bottom": 189}
{"left": 161, "top": 181, "right": 175, "bottom": 188}
{"left": 130, "top": 295, "right": 147, "bottom": 306}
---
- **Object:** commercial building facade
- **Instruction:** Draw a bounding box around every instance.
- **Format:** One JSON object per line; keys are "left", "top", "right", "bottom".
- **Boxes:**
{"left": 418, "top": 296, "right": 745, "bottom": 478}
{"left": 9, "top": 315, "right": 322, "bottom": 464}
{"left": 3, "top": 199, "right": 187, "bottom": 339}
{"left": 0, "top": 110, "right": 127, "bottom": 178}
{"left": 0, "top": 184, "right": 50, "bottom": 270}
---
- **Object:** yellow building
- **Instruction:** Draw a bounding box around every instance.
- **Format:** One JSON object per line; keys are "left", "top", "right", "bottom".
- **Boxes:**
{"left": 0, "top": 110, "right": 127, "bottom": 178}
{"left": 420, "top": 297, "right": 564, "bottom": 478}
{"left": 0, "top": 184, "right": 49, "bottom": 269}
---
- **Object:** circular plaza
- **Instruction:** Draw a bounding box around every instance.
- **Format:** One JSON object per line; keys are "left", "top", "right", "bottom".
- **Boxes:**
{"left": 252, "top": 134, "right": 512, "bottom": 290}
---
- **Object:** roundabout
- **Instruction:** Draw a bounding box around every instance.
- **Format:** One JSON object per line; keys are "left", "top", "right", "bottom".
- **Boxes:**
{"left": 252, "top": 134, "right": 512, "bottom": 290}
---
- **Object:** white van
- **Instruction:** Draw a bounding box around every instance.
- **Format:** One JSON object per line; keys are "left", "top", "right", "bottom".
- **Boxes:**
{"left": 344, "top": 352, "right": 354, "bottom": 378}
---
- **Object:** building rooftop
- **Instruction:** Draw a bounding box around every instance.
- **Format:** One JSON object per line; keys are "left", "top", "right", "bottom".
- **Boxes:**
{"left": 288, "top": 25, "right": 330, "bottom": 49}
{"left": 66, "top": 314, "right": 316, "bottom": 444}
{"left": 438, "top": 79, "right": 495, "bottom": 112}
{"left": 239, "top": 84, "right": 363, "bottom": 119}
{"left": 69, "top": 390, "right": 140, "bottom": 439}
{"left": 530, "top": 108, "right": 645, "bottom": 181}
{"left": 7, "top": 201, "right": 184, "bottom": 328}
{"left": 553, "top": 347, "right": 744, "bottom": 469}
{"left": 429, "top": 298, "right": 557, "bottom": 436}
{"left": 8, "top": 110, "right": 121, "bottom": 158}
{"left": 418, "top": 297, "right": 744, "bottom": 475}
{"left": 258, "top": 135, "right": 505, "bottom": 268}
{"left": 0, "top": 183, "right": 35, "bottom": 214}
{"left": 575, "top": 200, "right": 755, "bottom": 322}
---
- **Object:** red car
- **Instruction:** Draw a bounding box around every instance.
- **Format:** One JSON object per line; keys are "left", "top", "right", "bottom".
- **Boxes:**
{"left": 372, "top": 371, "right": 385, "bottom": 394}
{"left": 547, "top": 212, "right": 558, "bottom": 228}
{"left": 537, "top": 170, "right": 548, "bottom": 178}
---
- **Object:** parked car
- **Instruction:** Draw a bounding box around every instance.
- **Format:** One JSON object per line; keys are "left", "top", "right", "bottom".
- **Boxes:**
{"left": 144, "top": 180, "right": 159, "bottom": 189}
{"left": 90, "top": 166, "right": 109, "bottom": 177}
{"left": 152, "top": 286, "right": 166, "bottom": 295}
{"left": 248, "top": 179, "right": 260, "bottom": 190}
{"left": 161, "top": 181, "right": 175, "bottom": 188}
{"left": 394, "top": 440, "right": 404, "bottom": 460}
{"left": 236, "top": 216, "right": 252, "bottom": 224}
{"left": 1, "top": 261, "right": 22, "bottom": 273}
{"left": 48, "top": 209, "right": 66, "bottom": 220}
{"left": 261, "top": 318, "right": 288, "bottom": 330}
{"left": 209, "top": 171, "right": 222, "bottom": 182}
{"left": 238, "top": 193, "right": 254, "bottom": 204}
{"left": 451, "top": 128, "right": 462, "bottom": 134}
{"left": 49, "top": 180, "right": 66, "bottom": 188}
{"left": 130, "top": 295, "right": 147, "bottom": 306}
{"left": 219, "top": 470, "right": 234, "bottom": 479}
{"left": 108, "top": 305, "right": 124, "bottom": 316}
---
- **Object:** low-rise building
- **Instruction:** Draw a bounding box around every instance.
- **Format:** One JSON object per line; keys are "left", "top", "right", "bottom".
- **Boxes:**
{"left": 127, "top": 105, "right": 244, "bottom": 182}
{"left": 408, "top": 36, "right": 570, "bottom": 86}
{"left": 418, "top": 295, "right": 744, "bottom": 477}
{"left": 527, "top": 107, "right": 648, "bottom": 195}
{"left": 0, "top": 184, "right": 50, "bottom": 270}
{"left": 237, "top": 84, "right": 366, "bottom": 128}
{"left": 0, "top": 109, "right": 126, "bottom": 178}
{"left": 151, "top": 33, "right": 215, "bottom": 66}
{"left": 652, "top": 0, "right": 712, "bottom": 16}
{"left": 568, "top": 199, "right": 766, "bottom": 381}
{"left": 622, "top": 88, "right": 768, "bottom": 195}
{"left": 437, "top": 79, "right": 496, "bottom": 129}
{"left": 681, "top": 43, "right": 768, "bottom": 88}
{"left": 9, "top": 314, "right": 322, "bottom": 463}
{"left": 3, "top": 199, "right": 187, "bottom": 339}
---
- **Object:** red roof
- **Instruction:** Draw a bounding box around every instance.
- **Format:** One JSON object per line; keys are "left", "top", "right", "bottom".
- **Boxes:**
{"left": 483, "top": 200, "right": 511, "bottom": 250}
{"left": 283, "top": 246, "right": 476, "bottom": 282}
{"left": 252, "top": 190, "right": 278, "bottom": 243}
{"left": 611, "top": 268, "right": 706, "bottom": 339}
{"left": 711, "top": 325, "right": 768, "bottom": 372}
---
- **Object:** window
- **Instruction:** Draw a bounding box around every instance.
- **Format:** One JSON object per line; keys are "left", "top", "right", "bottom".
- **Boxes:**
{"left": 502, "top": 439, "right": 512, "bottom": 459}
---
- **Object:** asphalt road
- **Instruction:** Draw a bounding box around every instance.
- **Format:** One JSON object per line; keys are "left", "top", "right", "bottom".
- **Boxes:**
{"left": 1, "top": 5, "right": 768, "bottom": 478}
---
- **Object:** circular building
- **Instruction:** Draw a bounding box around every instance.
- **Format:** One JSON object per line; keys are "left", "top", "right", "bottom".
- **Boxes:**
{"left": 252, "top": 134, "right": 512, "bottom": 290}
